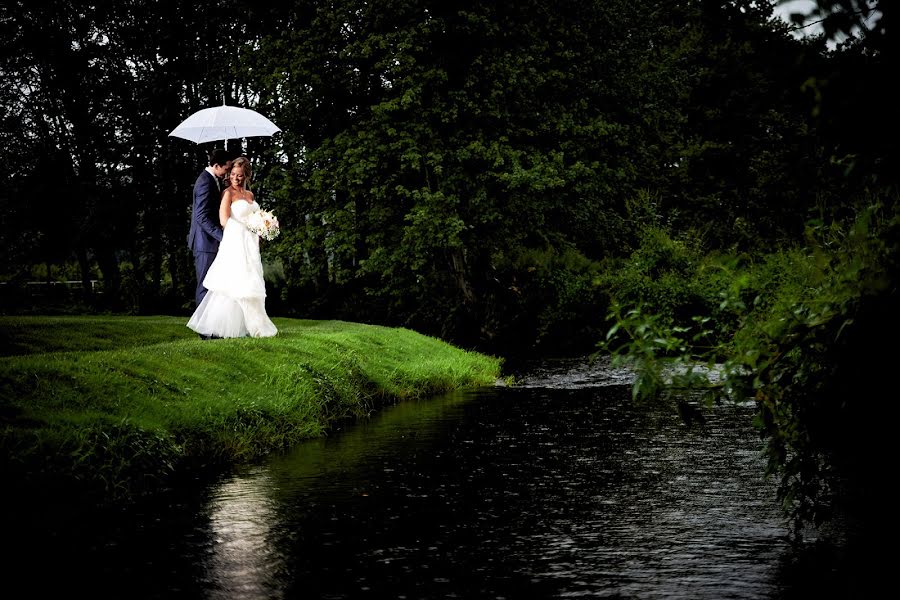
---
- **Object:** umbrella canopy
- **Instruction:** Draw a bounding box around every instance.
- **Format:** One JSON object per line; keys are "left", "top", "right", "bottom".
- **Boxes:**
{"left": 169, "top": 105, "right": 281, "bottom": 144}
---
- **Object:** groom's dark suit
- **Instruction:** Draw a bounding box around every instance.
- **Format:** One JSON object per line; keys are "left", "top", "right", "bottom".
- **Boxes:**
{"left": 188, "top": 169, "right": 223, "bottom": 306}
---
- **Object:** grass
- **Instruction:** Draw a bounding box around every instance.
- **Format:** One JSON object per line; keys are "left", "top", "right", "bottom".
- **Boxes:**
{"left": 0, "top": 315, "right": 502, "bottom": 503}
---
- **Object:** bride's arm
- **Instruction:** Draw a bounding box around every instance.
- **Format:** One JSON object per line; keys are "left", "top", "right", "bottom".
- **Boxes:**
{"left": 219, "top": 190, "right": 232, "bottom": 227}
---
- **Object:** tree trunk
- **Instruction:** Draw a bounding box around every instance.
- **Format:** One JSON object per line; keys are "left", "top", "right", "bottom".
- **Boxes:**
{"left": 76, "top": 245, "right": 93, "bottom": 302}
{"left": 448, "top": 247, "right": 476, "bottom": 307}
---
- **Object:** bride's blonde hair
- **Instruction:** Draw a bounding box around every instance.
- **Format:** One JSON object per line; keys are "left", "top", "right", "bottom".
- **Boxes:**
{"left": 231, "top": 156, "right": 252, "bottom": 189}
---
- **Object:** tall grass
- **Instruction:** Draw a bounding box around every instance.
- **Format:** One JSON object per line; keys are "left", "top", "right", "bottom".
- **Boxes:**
{"left": 0, "top": 316, "right": 501, "bottom": 503}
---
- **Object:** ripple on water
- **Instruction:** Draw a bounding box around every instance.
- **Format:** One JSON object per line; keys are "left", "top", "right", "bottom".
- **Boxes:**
{"left": 9, "top": 356, "right": 863, "bottom": 599}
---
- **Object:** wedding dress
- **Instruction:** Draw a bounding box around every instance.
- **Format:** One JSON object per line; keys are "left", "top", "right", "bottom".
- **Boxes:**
{"left": 187, "top": 199, "right": 277, "bottom": 338}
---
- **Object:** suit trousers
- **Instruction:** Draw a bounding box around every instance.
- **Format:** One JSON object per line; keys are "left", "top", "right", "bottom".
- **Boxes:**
{"left": 194, "top": 250, "right": 217, "bottom": 307}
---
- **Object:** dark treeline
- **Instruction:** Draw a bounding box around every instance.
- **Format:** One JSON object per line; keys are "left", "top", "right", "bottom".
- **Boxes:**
{"left": 0, "top": 0, "right": 893, "bottom": 358}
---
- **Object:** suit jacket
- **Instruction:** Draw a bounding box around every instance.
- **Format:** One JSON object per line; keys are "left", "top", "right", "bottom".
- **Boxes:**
{"left": 188, "top": 170, "right": 224, "bottom": 253}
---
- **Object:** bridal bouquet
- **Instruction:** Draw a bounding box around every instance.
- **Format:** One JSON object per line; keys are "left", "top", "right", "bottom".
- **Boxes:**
{"left": 247, "top": 208, "right": 280, "bottom": 241}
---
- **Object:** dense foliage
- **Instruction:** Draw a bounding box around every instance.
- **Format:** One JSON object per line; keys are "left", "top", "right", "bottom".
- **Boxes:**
{"left": 594, "top": 0, "right": 897, "bottom": 532}
{"left": 2, "top": 0, "right": 865, "bottom": 351}
{"left": 602, "top": 195, "right": 898, "bottom": 532}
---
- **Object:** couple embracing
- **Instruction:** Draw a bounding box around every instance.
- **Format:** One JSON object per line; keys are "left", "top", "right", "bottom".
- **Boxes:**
{"left": 187, "top": 149, "right": 277, "bottom": 339}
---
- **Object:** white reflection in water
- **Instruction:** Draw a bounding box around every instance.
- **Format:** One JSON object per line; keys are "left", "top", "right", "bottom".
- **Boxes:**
{"left": 204, "top": 468, "right": 281, "bottom": 600}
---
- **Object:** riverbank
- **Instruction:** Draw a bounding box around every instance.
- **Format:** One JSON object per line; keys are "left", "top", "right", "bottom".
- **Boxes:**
{"left": 0, "top": 315, "right": 502, "bottom": 504}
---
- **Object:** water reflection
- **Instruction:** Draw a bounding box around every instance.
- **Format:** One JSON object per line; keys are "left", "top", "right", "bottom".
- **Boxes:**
{"left": 203, "top": 469, "right": 282, "bottom": 599}
{"left": 199, "top": 372, "right": 791, "bottom": 599}
{"left": 5, "top": 357, "right": 872, "bottom": 598}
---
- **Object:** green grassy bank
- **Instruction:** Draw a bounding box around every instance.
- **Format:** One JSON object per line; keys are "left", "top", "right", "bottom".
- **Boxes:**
{"left": 1, "top": 316, "right": 501, "bottom": 503}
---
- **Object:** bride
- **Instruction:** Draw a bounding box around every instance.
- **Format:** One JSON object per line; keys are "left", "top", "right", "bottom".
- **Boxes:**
{"left": 187, "top": 156, "right": 278, "bottom": 338}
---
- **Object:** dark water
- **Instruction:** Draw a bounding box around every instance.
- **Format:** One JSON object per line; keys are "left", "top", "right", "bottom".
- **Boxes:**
{"left": 4, "top": 358, "right": 876, "bottom": 598}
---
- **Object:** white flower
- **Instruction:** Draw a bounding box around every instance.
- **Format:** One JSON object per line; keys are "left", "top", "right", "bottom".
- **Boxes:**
{"left": 247, "top": 208, "right": 281, "bottom": 241}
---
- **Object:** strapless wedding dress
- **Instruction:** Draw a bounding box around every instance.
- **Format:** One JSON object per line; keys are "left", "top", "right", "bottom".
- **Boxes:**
{"left": 187, "top": 199, "right": 277, "bottom": 338}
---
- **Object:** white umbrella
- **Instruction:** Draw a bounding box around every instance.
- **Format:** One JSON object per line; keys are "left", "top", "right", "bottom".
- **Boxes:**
{"left": 169, "top": 104, "right": 281, "bottom": 144}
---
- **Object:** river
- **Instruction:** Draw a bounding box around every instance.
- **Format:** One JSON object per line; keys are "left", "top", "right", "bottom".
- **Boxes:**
{"left": 5, "top": 357, "right": 871, "bottom": 598}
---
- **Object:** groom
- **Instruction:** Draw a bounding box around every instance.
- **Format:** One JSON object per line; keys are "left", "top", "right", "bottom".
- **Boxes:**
{"left": 188, "top": 148, "right": 233, "bottom": 308}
